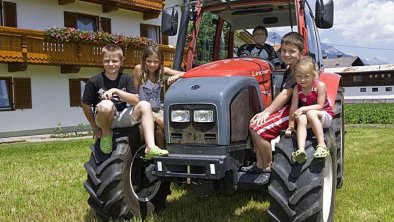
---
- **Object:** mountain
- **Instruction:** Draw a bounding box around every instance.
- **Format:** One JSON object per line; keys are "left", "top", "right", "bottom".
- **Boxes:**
{"left": 320, "top": 43, "right": 350, "bottom": 59}
{"left": 365, "top": 57, "right": 389, "bottom": 65}
{"left": 267, "top": 32, "right": 389, "bottom": 65}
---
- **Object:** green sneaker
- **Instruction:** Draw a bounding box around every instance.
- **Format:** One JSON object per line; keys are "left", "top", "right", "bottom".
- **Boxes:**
{"left": 145, "top": 146, "right": 169, "bottom": 160}
{"left": 100, "top": 133, "right": 113, "bottom": 154}
{"left": 313, "top": 145, "right": 329, "bottom": 159}
{"left": 292, "top": 150, "right": 307, "bottom": 164}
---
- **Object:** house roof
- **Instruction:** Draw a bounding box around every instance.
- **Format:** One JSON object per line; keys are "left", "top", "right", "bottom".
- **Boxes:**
{"left": 325, "top": 64, "right": 394, "bottom": 73}
{"left": 323, "top": 56, "right": 365, "bottom": 68}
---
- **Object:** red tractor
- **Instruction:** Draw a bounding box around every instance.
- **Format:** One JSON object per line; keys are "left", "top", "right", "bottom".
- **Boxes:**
{"left": 84, "top": 0, "right": 344, "bottom": 221}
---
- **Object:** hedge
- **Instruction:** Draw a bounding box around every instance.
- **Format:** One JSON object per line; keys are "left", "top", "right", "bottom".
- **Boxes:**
{"left": 344, "top": 103, "right": 394, "bottom": 124}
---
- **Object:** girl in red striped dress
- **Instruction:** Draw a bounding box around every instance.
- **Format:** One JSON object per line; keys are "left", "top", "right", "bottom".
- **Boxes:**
{"left": 285, "top": 56, "right": 334, "bottom": 164}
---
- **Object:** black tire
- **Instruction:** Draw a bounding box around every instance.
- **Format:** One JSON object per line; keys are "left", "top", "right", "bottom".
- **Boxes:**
{"left": 268, "top": 128, "right": 337, "bottom": 222}
{"left": 333, "top": 87, "right": 345, "bottom": 188}
{"left": 84, "top": 138, "right": 171, "bottom": 220}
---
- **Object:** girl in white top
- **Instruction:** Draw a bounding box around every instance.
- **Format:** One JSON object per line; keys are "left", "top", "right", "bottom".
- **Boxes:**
{"left": 133, "top": 45, "right": 184, "bottom": 148}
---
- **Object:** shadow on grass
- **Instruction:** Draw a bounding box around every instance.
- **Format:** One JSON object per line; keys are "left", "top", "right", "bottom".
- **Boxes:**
{"left": 83, "top": 185, "right": 271, "bottom": 222}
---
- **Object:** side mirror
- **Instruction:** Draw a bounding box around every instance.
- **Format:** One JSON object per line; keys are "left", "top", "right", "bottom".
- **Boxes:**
{"left": 315, "top": 0, "right": 334, "bottom": 29}
{"left": 161, "top": 7, "right": 178, "bottom": 36}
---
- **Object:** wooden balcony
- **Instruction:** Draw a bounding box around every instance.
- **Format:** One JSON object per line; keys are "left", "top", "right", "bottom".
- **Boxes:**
{"left": 58, "top": 0, "right": 164, "bottom": 19}
{"left": 0, "top": 26, "right": 176, "bottom": 73}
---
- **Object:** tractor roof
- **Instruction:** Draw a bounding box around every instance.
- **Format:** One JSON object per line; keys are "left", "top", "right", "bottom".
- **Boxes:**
{"left": 197, "top": 0, "right": 297, "bottom": 30}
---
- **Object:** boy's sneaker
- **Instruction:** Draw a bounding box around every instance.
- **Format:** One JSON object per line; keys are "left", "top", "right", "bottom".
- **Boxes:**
{"left": 241, "top": 163, "right": 264, "bottom": 174}
{"left": 100, "top": 133, "right": 113, "bottom": 154}
{"left": 254, "top": 171, "right": 272, "bottom": 185}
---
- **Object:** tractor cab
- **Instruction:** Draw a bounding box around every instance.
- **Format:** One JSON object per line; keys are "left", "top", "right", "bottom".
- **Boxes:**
{"left": 162, "top": 0, "right": 334, "bottom": 104}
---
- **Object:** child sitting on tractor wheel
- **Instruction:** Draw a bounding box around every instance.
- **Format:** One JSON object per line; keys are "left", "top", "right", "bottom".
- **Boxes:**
{"left": 81, "top": 44, "right": 168, "bottom": 159}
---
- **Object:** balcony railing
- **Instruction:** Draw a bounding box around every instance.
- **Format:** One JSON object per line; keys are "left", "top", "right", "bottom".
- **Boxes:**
{"left": 0, "top": 26, "right": 176, "bottom": 73}
{"left": 59, "top": 0, "right": 164, "bottom": 19}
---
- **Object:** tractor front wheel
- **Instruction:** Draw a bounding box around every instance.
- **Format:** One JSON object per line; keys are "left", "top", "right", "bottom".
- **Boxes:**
{"left": 84, "top": 139, "right": 170, "bottom": 220}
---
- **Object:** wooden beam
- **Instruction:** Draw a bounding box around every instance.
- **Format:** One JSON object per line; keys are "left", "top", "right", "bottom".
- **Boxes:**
{"left": 143, "top": 11, "right": 160, "bottom": 20}
{"left": 58, "top": 0, "right": 76, "bottom": 5}
{"left": 103, "top": 2, "right": 119, "bottom": 13}
{"left": 61, "top": 65, "right": 81, "bottom": 74}
{"left": 8, "top": 62, "right": 28, "bottom": 72}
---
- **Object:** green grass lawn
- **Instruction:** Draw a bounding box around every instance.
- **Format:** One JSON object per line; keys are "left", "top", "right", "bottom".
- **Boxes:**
{"left": 1, "top": 125, "right": 393, "bottom": 222}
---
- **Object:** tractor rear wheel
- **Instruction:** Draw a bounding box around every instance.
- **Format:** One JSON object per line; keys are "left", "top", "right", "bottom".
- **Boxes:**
{"left": 268, "top": 129, "right": 337, "bottom": 222}
{"left": 84, "top": 138, "right": 171, "bottom": 220}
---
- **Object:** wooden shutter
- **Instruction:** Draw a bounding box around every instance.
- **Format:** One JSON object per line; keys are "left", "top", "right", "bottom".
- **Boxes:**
{"left": 69, "top": 79, "right": 81, "bottom": 107}
{"left": 4, "top": 1, "right": 17, "bottom": 27}
{"left": 140, "top": 23, "right": 148, "bottom": 37}
{"left": 100, "top": 17, "right": 111, "bottom": 33}
{"left": 64, "top": 11, "right": 77, "bottom": 28}
{"left": 13, "top": 78, "right": 32, "bottom": 109}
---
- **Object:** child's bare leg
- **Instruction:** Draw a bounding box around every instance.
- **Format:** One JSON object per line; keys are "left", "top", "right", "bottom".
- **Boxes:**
{"left": 131, "top": 101, "right": 157, "bottom": 152}
{"left": 250, "top": 129, "right": 272, "bottom": 170}
{"left": 296, "top": 114, "right": 307, "bottom": 151}
{"left": 155, "top": 116, "right": 165, "bottom": 148}
{"left": 96, "top": 100, "right": 115, "bottom": 136}
{"left": 306, "top": 110, "right": 325, "bottom": 146}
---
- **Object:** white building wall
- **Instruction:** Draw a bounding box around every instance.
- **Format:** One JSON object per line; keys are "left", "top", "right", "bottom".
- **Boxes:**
{"left": 1, "top": 0, "right": 183, "bottom": 137}
{"left": 344, "top": 86, "right": 394, "bottom": 103}
{"left": 1, "top": 64, "right": 129, "bottom": 134}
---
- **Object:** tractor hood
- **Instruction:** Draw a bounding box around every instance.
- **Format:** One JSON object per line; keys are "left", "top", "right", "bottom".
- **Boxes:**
{"left": 184, "top": 58, "right": 272, "bottom": 78}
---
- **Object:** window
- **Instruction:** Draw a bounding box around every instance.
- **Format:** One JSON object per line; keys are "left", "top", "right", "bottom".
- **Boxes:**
{"left": 0, "top": 1, "right": 17, "bottom": 27}
{"left": 218, "top": 21, "right": 231, "bottom": 60}
{"left": 375, "top": 74, "right": 378, "bottom": 78}
{"left": 77, "top": 14, "right": 97, "bottom": 32}
{"left": 360, "top": 88, "right": 366, "bottom": 93}
{"left": 369, "top": 74, "right": 373, "bottom": 78}
{"left": 0, "top": 77, "right": 32, "bottom": 111}
{"left": 64, "top": 11, "right": 111, "bottom": 33}
{"left": 388, "top": 74, "right": 392, "bottom": 78}
{"left": 140, "top": 24, "right": 168, "bottom": 45}
{"left": 381, "top": 74, "right": 385, "bottom": 78}
{"left": 372, "top": 88, "right": 378, "bottom": 92}
{"left": 353, "top": 75, "right": 362, "bottom": 82}
{"left": 69, "top": 78, "right": 88, "bottom": 107}
{"left": 386, "top": 87, "right": 392, "bottom": 92}
{"left": 0, "top": 77, "right": 12, "bottom": 110}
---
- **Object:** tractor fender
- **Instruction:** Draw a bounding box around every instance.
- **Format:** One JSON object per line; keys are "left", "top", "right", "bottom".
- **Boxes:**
{"left": 319, "top": 72, "right": 342, "bottom": 108}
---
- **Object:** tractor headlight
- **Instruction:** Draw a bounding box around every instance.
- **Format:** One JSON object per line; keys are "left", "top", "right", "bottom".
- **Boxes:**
{"left": 171, "top": 110, "right": 190, "bottom": 122}
{"left": 193, "top": 110, "right": 214, "bottom": 123}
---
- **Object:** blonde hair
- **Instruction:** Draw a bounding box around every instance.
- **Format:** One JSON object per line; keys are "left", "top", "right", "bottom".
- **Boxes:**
{"left": 294, "top": 56, "right": 319, "bottom": 80}
{"left": 140, "top": 45, "right": 164, "bottom": 84}
{"left": 101, "top": 44, "right": 124, "bottom": 59}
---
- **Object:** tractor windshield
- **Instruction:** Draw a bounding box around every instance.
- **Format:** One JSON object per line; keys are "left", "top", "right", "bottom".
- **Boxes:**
{"left": 187, "top": 0, "right": 299, "bottom": 68}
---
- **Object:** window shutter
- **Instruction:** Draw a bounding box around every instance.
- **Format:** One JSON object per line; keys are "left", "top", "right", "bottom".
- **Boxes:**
{"left": 69, "top": 79, "right": 81, "bottom": 107}
{"left": 4, "top": 1, "right": 17, "bottom": 27}
{"left": 140, "top": 23, "right": 148, "bottom": 37}
{"left": 14, "top": 78, "right": 32, "bottom": 109}
{"left": 64, "top": 11, "right": 77, "bottom": 28}
{"left": 100, "top": 17, "right": 111, "bottom": 33}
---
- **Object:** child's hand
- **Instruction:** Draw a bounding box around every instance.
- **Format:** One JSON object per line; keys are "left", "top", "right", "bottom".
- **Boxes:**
{"left": 167, "top": 73, "right": 183, "bottom": 85}
{"left": 93, "top": 128, "right": 102, "bottom": 142}
{"left": 250, "top": 111, "right": 269, "bottom": 126}
{"left": 285, "top": 127, "right": 294, "bottom": 137}
{"left": 293, "top": 108, "right": 304, "bottom": 118}
{"left": 101, "top": 89, "right": 117, "bottom": 100}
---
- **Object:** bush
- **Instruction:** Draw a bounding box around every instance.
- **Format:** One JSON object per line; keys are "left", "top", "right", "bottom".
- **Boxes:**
{"left": 345, "top": 103, "right": 394, "bottom": 124}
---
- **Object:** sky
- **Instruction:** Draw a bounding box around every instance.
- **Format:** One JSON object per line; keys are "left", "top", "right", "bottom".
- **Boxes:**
{"left": 318, "top": 0, "right": 394, "bottom": 64}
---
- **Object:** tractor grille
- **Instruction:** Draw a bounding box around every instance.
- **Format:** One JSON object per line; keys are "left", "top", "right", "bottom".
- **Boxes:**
{"left": 168, "top": 104, "right": 218, "bottom": 144}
